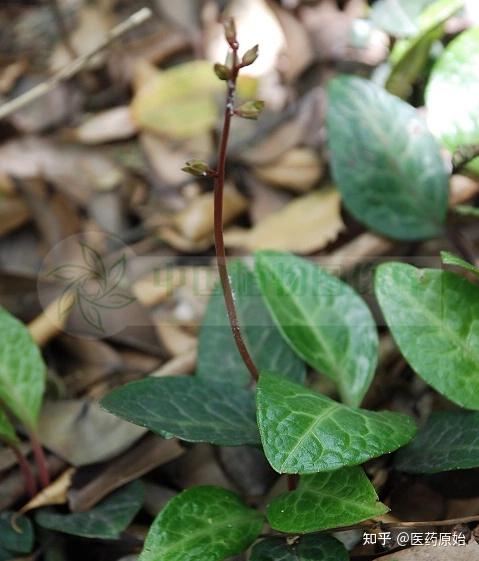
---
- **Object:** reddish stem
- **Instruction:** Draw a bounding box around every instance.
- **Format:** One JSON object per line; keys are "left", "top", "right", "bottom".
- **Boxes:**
{"left": 213, "top": 43, "right": 260, "bottom": 383}
{"left": 11, "top": 444, "right": 37, "bottom": 498}
{"left": 287, "top": 474, "right": 298, "bottom": 491}
{"left": 29, "top": 431, "right": 50, "bottom": 488}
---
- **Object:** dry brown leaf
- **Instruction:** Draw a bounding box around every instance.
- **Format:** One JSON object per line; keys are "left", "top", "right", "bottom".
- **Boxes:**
{"left": 300, "top": 0, "right": 389, "bottom": 66}
{"left": 0, "top": 138, "right": 123, "bottom": 206}
{"left": 68, "top": 435, "right": 184, "bottom": 512}
{"left": 374, "top": 540, "right": 479, "bottom": 560}
{"left": 0, "top": 197, "right": 30, "bottom": 237}
{"left": 172, "top": 184, "right": 248, "bottom": 241}
{"left": 0, "top": 59, "right": 27, "bottom": 94}
{"left": 74, "top": 106, "right": 138, "bottom": 144}
{"left": 253, "top": 147, "right": 323, "bottom": 192}
{"left": 224, "top": 188, "right": 344, "bottom": 254}
{"left": 49, "top": 6, "right": 112, "bottom": 72}
{"left": 140, "top": 132, "right": 212, "bottom": 185}
{"left": 20, "top": 468, "right": 75, "bottom": 514}
{"left": 450, "top": 174, "right": 479, "bottom": 206}
{"left": 38, "top": 400, "right": 146, "bottom": 467}
{"left": 269, "top": 3, "right": 314, "bottom": 81}
{"left": 155, "top": 323, "right": 197, "bottom": 357}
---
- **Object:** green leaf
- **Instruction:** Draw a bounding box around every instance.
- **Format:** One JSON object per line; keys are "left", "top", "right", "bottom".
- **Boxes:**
{"left": 426, "top": 27, "right": 479, "bottom": 175}
{"left": 0, "top": 546, "right": 15, "bottom": 561}
{"left": 375, "top": 262, "right": 479, "bottom": 409}
{"left": 441, "top": 251, "right": 479, "bottom": 276}
{"left": 370, "top": 0, "right": 436, "bottom": 37}
{"left": 0, "top": 409, "right": 18, "bottom": 445}
{"left": 0, "top": 307, "right": 46, "bottom": 429}
{"left": 256, "top": 373, "right": 416, "bottom": 474}
{"left": 267, "top": 467, "right": 388, "bottom": 533}
{"left": 254, "top": 251, "right": 377, "bottom": 407}
{"left": 385, "top": 0, "right": 464, "bottom": 98}
{"left": 0, "top": 512, "right": 34, "bottom": 553}
{"left": 250, "top": 535, "right": 348, "bottom": 561}
{"left": 35, "top": 481, "right": 144, "bottom": 539}
{"left": 139, "top": 486, "right": 263, "bottom": 561}
{"left": 395, "top": 411, "right": 479, "bottom": 473}
{"left": 101, "top": 377, "right": 260, "bottom": 446}
{"left": 326, "top": 76, "right": 449, "bottom": 240}
{"left": 198, "top": 260, "right": 305, "bottom": 388}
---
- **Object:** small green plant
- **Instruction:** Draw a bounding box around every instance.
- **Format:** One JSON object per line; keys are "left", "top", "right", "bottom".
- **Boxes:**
{"left": 2, "top": 5, "right": 479, "bottom": 560}
{"left": 0, "top": 307, "right": 50, "bottom": 497}
{"left": 100, "top": 17, "right": 479, "bottom": 561}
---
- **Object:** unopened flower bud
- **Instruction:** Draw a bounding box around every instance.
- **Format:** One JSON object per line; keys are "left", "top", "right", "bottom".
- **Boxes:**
{"left": 214, "top": 63, "right": 231, "bottom": 81}
{"left": 235, "top": 100, "right": 265, "bottom": 120}
{"left": 182, "top": 160, "right": 215, "bottom": 177}
{"left": 223, "top": 18, "right": 237, "bottom": 47}
{"left": 241, "top": 45, "right": 259, "bottom": 67}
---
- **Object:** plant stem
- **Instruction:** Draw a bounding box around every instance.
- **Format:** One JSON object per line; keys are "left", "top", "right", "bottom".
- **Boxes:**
{"left": 287, "top": 474, "right": 298, "bottom": 491}
{"left": 11, "top": 444, "right": 37, "bottom": 498}
{"left": 213, "top": 41, "right": 260, "bottom": 383}
{"left": 29, "top": 431, "right": 50, "bottom": 488}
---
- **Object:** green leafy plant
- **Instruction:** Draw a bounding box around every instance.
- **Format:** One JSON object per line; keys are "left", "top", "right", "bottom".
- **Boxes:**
{"left": 0, "top": 307, "right": 50, "bottom": 495}
{"left": 4, "top": 6, "right": 478, "bottom": 561}
{"left": 101, "top": 17, "right": 479, "bottom": 560}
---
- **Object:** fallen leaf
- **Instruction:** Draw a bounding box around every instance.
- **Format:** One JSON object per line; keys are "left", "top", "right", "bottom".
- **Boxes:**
{"left": 0, "top": 59, "right": 27, "bottom": 94}
{"left": 68, "top": 435, "right": 184, "bottom": 512}
{"left": 49, "top": 6, "right": 112, "bottom": 72}
{"left": 172, "top": 184, "right": 248, "bottom": 241}
{"left": 0, "top": 197, "right": 30, "bottom": 237}
{"left": 73, "top": 107, "right": 138, "bottom": 144}
{"left": 37, "top": 400, "right": 146, "bottom": 467}
{"left": 269, "top": 3, "right": 314, "bottom": 81}
{"left": 131, "top": 60, "right": 223, "bottom": 139}
{"left": 0, "top": 138, "right": 123, "bottom": 206}
{"left": 155, "top": 323, "right": 196, "bottom": 357}
{"left": 253, "top": 147, "right": 323, "bottom": 192}
{"left": 21, "top": 468, "right": 75, "bottom": 514}
{"left": 224, "top": 188, "right": 344, "bottom": 253}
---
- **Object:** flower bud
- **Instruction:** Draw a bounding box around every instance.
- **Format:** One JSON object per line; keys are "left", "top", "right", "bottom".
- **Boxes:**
{"left": 241, "top": 45, "right": 259, "bottom": 67}
{"left": 235, "top": 100, "right": 265, "bottom": 120}
{"left": 223, "top": 18, "right": 237, "bottom": 47}
{"left": 182, "top": 160, "right": 215, "bottom": 177}
{"left": 214, "top": 63, "right": 231, "bottom": 81}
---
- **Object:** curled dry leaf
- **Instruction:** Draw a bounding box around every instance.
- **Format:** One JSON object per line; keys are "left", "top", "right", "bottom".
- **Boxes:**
{"left": 74, "top": 107, "right": 138, "bottom": 144}
{"left": 21, "top": 468, "right": 75, "bottom": 514}
{"left": 253, "top": 147, "right": 323, "bottom": 192}
{"left": 172, "top": 184, "right": 248, "bottom": 242}
{"left": 224, "top": 187, "right": 344, "bottom": 254}
{"left": 68, "top": 435, "right": 184, "bottom": 512}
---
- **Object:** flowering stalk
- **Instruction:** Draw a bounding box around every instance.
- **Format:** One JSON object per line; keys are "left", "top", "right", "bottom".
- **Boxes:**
{"left": 183, "top": 19, "right": 262, "bottom": 383}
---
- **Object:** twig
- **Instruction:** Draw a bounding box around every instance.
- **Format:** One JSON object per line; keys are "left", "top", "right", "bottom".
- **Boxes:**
{"left": 452, "top": 144, "right": 479, "bottom": 174}
{"left": 213, "top": 24, "right": 260, "bottom": 383}
{"left": 0, "top": 7, "right": 152, "bottom": 121}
